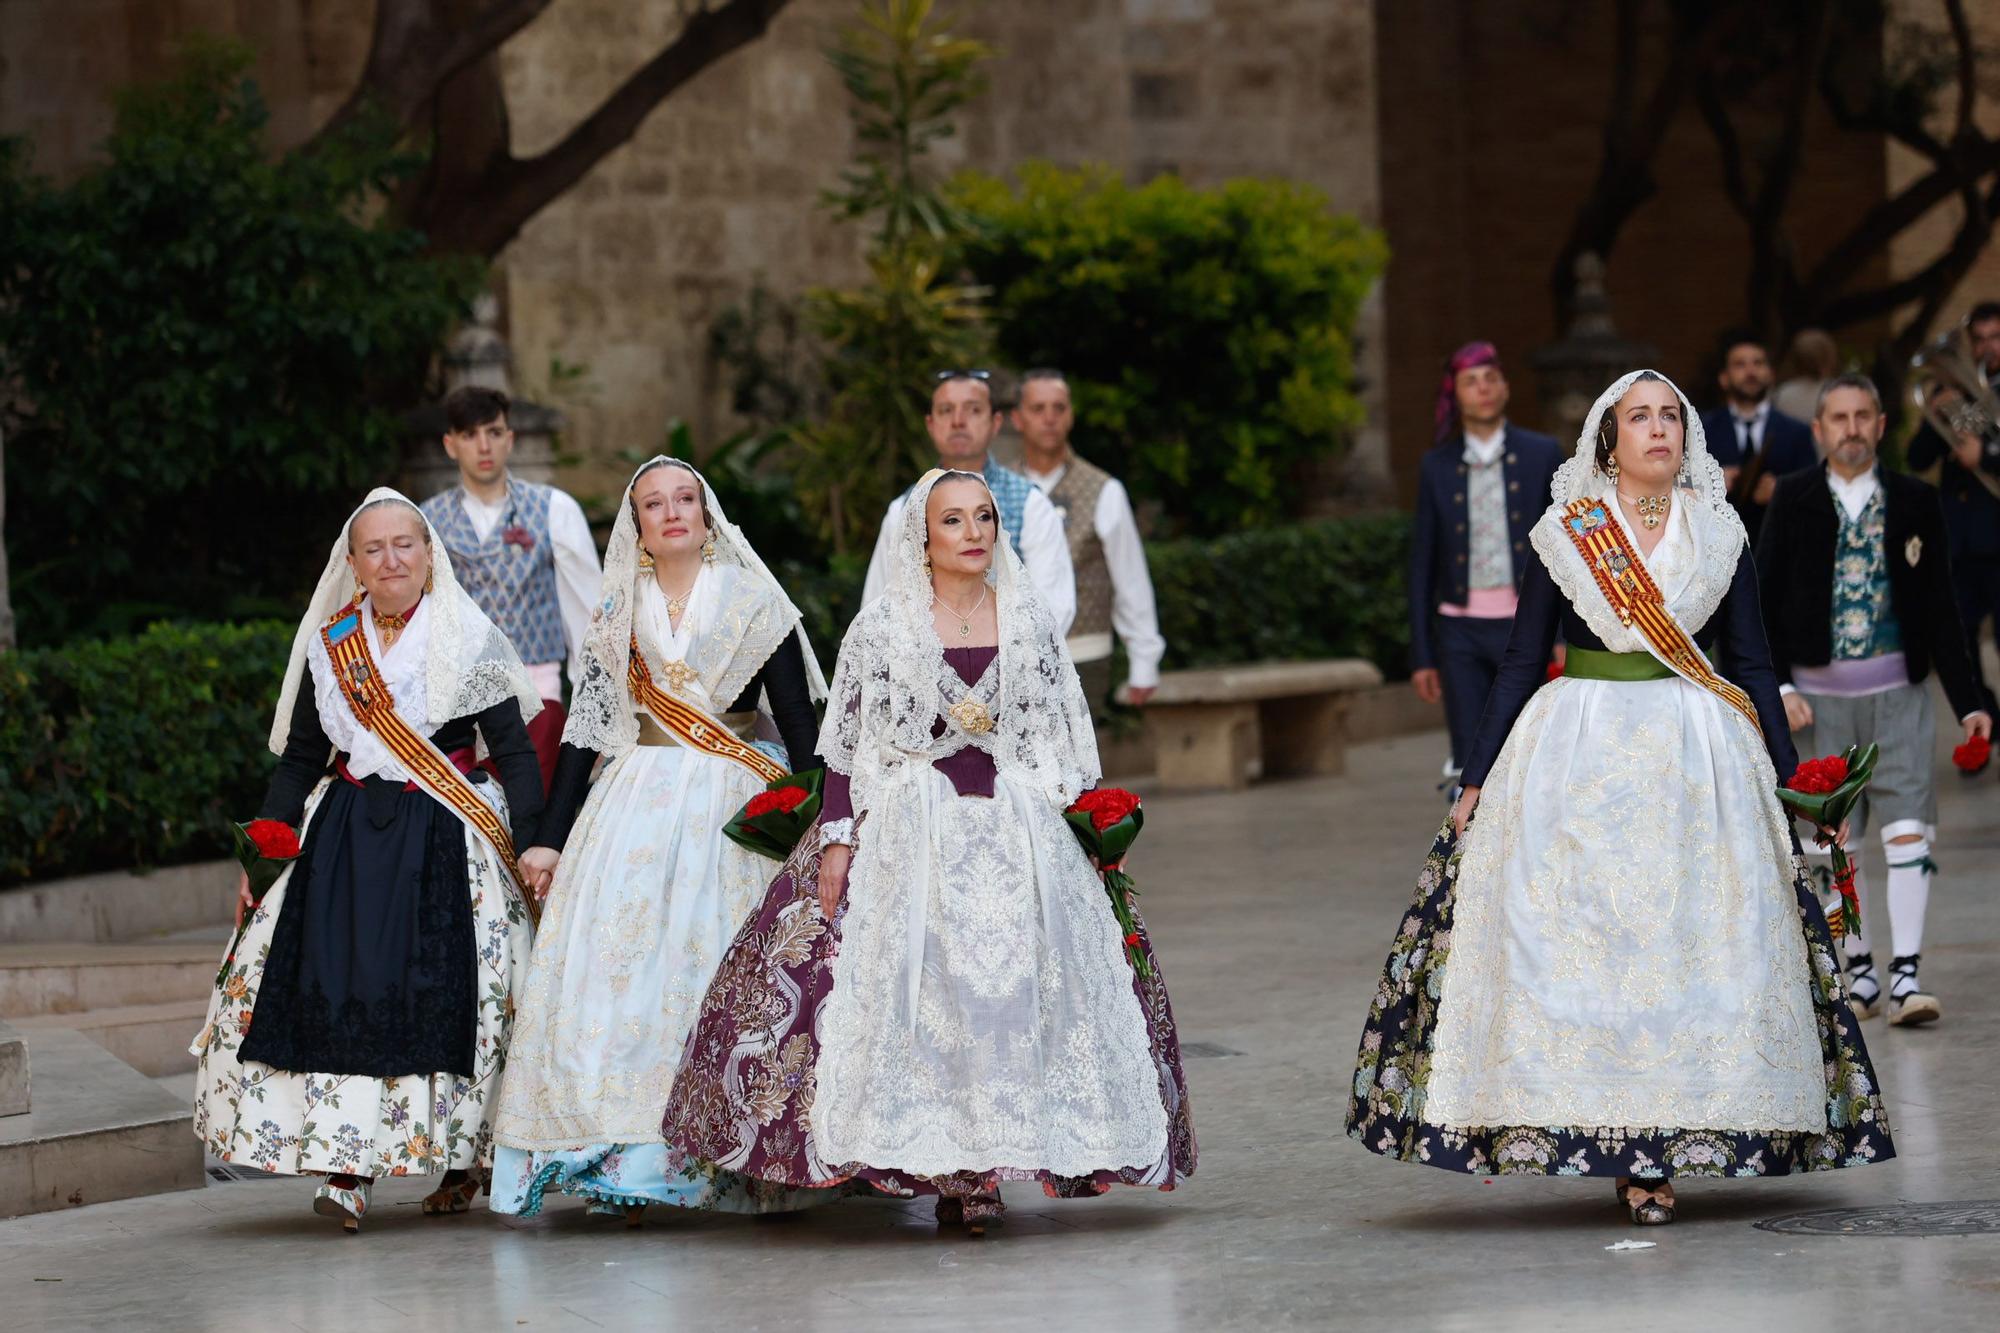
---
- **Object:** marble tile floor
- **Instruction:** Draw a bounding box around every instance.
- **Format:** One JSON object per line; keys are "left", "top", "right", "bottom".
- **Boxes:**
{"left": 3, "top": 723, "right": 1996, "bottom": 1332}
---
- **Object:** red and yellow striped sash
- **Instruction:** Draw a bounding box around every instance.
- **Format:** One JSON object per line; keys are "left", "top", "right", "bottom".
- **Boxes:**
{"left": 322, "top": 604, "right": 532, "bottom": 905}
{"left": 1557, "top": 497, "right": 1761, "bottom": 733}
{"left": 626, "top": 633, "right": 786, "bottom": 783}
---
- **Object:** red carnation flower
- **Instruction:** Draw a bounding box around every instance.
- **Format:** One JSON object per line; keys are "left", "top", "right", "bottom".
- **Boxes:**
{"left": 1070, "top": 787, "right": 1142, "bottom": 831}
{"left": 1786, "top": 756, "right": 1849, "bottom": 795}
{"left": 1545, "top": 660, "right": 1564, "bottom": 683}
{"left": 243, "top": 818, "right": 302, "bottom": 860}
{"left": 1952, "top": 734, "right": 1991, "bottom": 773}
{"left": 745, "top": 787, "right": 811, "bottom": 819}
{"left": 1123, "top": 932, "right": 1142, "bottom": 948}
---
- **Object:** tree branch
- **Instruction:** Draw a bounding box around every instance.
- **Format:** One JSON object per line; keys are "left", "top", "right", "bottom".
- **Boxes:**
{"left": 1799, "top": 134, "right": 2000, "bottom": 298}
{"left": 311, "top": 0, "right": 552, "bottom": 150}
{"left": 1814, "top": 176, "right": 1994, "bottom": 329}
{"left": 422, "top": 0, "right": 795, "bottom": 256}
{"left": 1946, "top": 0, "right": 1977, "bottom": 135}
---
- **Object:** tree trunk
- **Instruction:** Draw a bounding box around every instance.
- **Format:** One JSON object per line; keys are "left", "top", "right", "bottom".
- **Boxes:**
{"left": 0, "top": 427, "right": 14, "bottom": 652}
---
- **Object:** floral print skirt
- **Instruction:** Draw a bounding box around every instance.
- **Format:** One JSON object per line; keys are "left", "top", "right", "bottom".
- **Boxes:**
{"left": 189, "top": 778, "right": 532, "bottom": 1178}
{"left": 1346, "top": 820, "right": 1895, "bottom": 1179}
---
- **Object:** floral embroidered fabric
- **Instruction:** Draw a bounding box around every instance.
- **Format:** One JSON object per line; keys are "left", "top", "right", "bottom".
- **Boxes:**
{"left": 1831, "top": 489, "right": 1902, "bottom": 660}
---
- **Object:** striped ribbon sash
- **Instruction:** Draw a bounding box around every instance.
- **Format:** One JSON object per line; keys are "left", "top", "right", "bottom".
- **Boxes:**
{"left": 321, "top": 604, "right": 533, "bottom": 907}
{"left": 1557, "top": 497, "right": 1762, "bottom": 733}
{"left": 625, "top": 633, "right": 786, "bottom": 783}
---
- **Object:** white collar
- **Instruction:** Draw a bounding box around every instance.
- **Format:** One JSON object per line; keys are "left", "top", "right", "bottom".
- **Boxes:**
{"left": 1826, "top": 466, "right": 1880, "bottom": 521}
{"left": 1025, "top": 456, "right": 1069, "bottom": 489}
{"left": 1462, "top": 424, "right": 1507, "bottom": 466}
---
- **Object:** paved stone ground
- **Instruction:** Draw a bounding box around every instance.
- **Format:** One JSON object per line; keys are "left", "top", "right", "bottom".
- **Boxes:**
{"left": 3, "top": 718, "right": 1997, "bottom": 1332}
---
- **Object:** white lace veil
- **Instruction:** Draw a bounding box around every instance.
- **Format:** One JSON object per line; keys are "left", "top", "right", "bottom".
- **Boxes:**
{"left": 1531, "top": 368, "right": 1748, "bottom": 645}
{"left": 565, "top": 457, "right": 827, "bottom": 756}
{"left": 267, "top": 487, "right": 541, "bottom": 754}
{"left": 818, "top": 468, "right": 1099, "bottom": 805}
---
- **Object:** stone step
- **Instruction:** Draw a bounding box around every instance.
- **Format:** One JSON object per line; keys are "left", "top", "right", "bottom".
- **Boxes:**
{"left": 0, "top": 858, "right": 236, "bottom": 945}
{"left": 10, "top": 998, "right": 210, "bottom": 1077}
{"left": 0, "top": 941, "right": 219, "bottom": 1019}
{"left": 0, "top": 1027, "right": 203, "bottom": 1218}
{"left": 0, "top": 1020, "right": 27, "bottom": 1117}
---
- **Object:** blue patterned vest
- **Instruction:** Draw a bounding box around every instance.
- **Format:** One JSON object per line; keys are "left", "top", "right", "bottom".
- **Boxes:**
{"left": 982, "top": 459, "right": 1033, "bottom": 559}
{"left": 422, "top": 481, "right": 567, "bottom": 666}
{"left": 1830, "top": 487, "right": 1902, "bottom": 660}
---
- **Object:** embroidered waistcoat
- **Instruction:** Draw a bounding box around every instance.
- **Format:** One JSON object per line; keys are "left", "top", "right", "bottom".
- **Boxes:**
{"left": 1044, "top": 456, "right": 1114, "bottom": 640}
{"left": 1466, "top": 455, "right": 1513, "bottom": 591}
{"left": 1831, "top": 489, "right": 1902, "bottom": 660}
{"left": 422, "top": 481, "right": 566, "bottom": 666}
{"left": 982, "top": 460, "right": 1033, "bottom": 559}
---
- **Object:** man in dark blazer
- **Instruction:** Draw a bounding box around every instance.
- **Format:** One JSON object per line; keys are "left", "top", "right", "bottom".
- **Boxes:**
{"left": 1703, "top": 330, "right": 1817, "bottom": 546}
{"left": 1408, "top": 341, "right": 1562, "bottom": 788}
{"left": 1757, "top": 374, "right": 1991, "bottom": 1030}
{"left": 1906, "top": 298, "right": 2000, "bottom": 712}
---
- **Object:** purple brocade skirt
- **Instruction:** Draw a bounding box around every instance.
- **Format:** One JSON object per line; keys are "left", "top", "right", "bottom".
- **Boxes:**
{"left": 662, "top": 839, "right": 1197, "bottom": 1201}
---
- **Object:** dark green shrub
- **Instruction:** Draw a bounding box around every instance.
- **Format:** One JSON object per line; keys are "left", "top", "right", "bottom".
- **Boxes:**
{"left": 0, "top": 39, "right": 479, "bottom": 646}
{"left": 0, "top": 620, "right": 288, "bottom": 885}
{"left": 1146, "top": 513, "right": 1411, "bottom": 678}
{"left": 952, "top": 163, "right": 1388, "bottom": 535}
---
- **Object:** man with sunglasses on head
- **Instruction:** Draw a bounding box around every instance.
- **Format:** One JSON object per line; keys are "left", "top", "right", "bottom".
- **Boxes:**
{"left": 861, "top": 369, "right": 1076, "bottom": 634}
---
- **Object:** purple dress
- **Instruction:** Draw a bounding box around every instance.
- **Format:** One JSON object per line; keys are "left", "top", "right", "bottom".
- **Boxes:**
{"left": 662, "top": 647, "right": 1195, "bottom": 1208}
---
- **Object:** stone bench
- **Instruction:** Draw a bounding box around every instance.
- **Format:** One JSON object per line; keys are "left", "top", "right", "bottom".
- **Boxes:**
{"left": 1120, "top": 659, "right": 1385, "bottom": 791}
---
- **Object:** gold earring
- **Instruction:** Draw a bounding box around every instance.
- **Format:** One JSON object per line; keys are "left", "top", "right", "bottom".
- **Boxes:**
{"left": 701, "top": 534, "right": 716, "bottom": 563}
{"left": 1605, "top": 454, "right": 1619, "bottom": 481}
{"left": 353, "top": 577, "right": 367, "bottom": 605}
{"left": 922, "top": 554, "right": 933, "bottom": 577}
{"left": 423, "top": 565, "right": 435, "bottom": 595}
{"left": 637, "top": 542, "right": 655, "bottom": 570}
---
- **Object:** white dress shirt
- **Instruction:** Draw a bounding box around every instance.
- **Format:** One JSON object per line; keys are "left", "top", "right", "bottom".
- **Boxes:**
{"left": 1025, "top": 461, "right": 1166, "bottom": 687}
{"left": 1825, "top": 466, "right": 1879, "bottom": 522}
{"left": 459, "top": 486, "right": 602, "bottom": 701}
{"left": 1732, "top": 399, "right": 1773, "bottom": 460}
{"left": 861, "top": 480, "right": 1076, "bottom": 638}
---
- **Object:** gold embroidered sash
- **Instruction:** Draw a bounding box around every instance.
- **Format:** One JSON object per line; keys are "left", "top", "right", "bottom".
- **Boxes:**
{"left": 322, "top": 604, "right": 535, "bottom": 912}
{"left": 626, "top": 633, "right": 786, "bottom": 783}
{"left": 1557, "top": 497, "right": 1762, "bottom": 733}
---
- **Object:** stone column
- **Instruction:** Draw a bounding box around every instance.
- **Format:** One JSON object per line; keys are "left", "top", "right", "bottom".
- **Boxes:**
{"left": 1529, "top": 254, "right": 1659, "bottom": 453}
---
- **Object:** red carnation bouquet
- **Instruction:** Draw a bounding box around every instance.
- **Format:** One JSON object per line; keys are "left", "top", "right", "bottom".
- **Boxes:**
{"left": 217, "top": 818, "right": 303, "bottom": 986}
{"left": 1952, "top": 732, "right": 1991, "bottom": 775}
{"left": 1064, "top": 787, "right": 1151, "bottom": 978}
{"left": 1777, "top": 743, "right": 1879, "bottom": 939}
{"left": 723, "top": 768, "right": 824, "bottom": 861}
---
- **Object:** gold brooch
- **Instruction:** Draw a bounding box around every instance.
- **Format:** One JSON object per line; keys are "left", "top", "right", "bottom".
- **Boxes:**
{"left": 947, "top": 698, "right": 995, "bottom": 735}
{"left": 659, "top": 659, "right": 699, "bottom": 692}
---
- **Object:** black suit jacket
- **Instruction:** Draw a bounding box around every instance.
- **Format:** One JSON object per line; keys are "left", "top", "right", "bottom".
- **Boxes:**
{"left": 1407, "top": 427, "right": 1563, "bottom": 670}
{"left": 1702, "top": 405, "right": 1817, "bottom": 547}
{"left": 1906, "top": 420, "right": 2000, "bottom": 562}
{"left": 1458, "top": 542, "right": 1795, "bottom": 789}
{"left": 1754, "top": 464, "right": 1986, "bottom": 720}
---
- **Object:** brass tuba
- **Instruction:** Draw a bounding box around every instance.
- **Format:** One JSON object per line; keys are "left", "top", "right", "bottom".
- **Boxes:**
{"left": 1909, "top": 321, "right": 2000, "bottom": 496}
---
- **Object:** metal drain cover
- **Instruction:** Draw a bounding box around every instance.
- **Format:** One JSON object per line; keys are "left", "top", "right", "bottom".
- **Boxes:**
{"left": 1755, "top": 1201, "right": 2000, "bottom": 1237}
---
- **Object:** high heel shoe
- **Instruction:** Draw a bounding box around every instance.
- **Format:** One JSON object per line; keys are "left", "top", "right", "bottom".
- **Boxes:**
{"left": 420, "top": 1168, "right": 485, "bottom": 1216}
{"left": 313, "top": 1174, "right": 373, "bottom": 1233}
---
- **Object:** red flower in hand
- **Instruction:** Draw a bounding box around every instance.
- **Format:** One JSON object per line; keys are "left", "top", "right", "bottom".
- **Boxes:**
{"left": 1786, "top": 755, "right": 1849, "bottom": 795}
{"left": 1069, "top": 787, "right": 1142, "bottom": 831}
{"left": 243, "top": 818, "right": 302, "bottom": 859}
{"left": 1953, "top": 734, "right": 1991, "bottom": 772}
{"left": 745, "top": 787, "right": 811, "bottom": 818}
{"left": 1545, "top": 660, "right": 1564, "bottom": 683}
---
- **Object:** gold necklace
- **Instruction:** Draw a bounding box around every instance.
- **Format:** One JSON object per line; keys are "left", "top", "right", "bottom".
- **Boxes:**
{"left": 932, "top": 585, "right": 989, "bottom": 639}
{"left": 662, "top": 579, "right": 697, "bottom": 622}
{"left": 1619, "top": 490, "right": 1671, "bottom": 530}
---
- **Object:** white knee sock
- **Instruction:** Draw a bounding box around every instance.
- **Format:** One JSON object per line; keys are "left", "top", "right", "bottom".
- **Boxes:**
{"left": 1883, "top": 830, "right": 1933, "bottom": 961}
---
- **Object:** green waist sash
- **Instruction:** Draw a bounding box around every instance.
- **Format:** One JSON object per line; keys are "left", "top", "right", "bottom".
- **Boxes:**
{"left": 1562, "top": 645, "right": 1675, "bottom": 682}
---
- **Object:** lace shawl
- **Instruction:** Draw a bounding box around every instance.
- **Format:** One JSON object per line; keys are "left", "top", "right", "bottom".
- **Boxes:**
{"left": 564, "top": 457, "right": 826, "bottom": 757}
{"left": 817, "top": 468, "right": 1099, "bottom": 813}
{"left": 267, "top": 487, "right": 541, "bottom": 759}
{"left": 1528, "top": 368, "right": 1747, "bottom": 650}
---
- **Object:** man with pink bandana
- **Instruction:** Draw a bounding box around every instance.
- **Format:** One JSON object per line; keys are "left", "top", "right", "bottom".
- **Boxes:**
{"left": 1408, "top": 341, "right": 1562, "bottom": 789}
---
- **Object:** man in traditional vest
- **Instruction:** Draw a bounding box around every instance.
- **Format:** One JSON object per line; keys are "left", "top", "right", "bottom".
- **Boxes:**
{"left": 421, "top": 386, "right": 602, "bottom": 788}
{"left": 1758, "top": 374, "right": 1991, "bottom": 1028}
{"left": 861, "top": 371, "right": 1076, "bottom": 634}
{"left": 1012, "top": 368, "right": 1164, "bottom": 709}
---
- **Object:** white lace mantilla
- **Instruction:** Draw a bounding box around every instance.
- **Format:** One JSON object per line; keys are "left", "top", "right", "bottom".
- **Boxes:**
{"left": 268, "top": 487, "right": 541, "bottom": 759}
{"left": 564, "top": 458, "right": 824, "bottom": 757}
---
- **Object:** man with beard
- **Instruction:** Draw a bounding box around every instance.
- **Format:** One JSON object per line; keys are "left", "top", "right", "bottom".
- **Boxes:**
{"left": 1757, "top": 375, "right": 1991, "bottom": 1029}
{"left": 1907, "top": 300, "right": 2000, "bottom": 711}
{"left": 1703, "top": 330, "right": 1817, "bottom": 546}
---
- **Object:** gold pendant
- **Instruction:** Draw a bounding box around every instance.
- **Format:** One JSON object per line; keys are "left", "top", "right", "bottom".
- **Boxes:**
{"left": 959, "top": 623, "right": 970, "bottom": 638}
{"left": 659, "top": 659, "right": 699, "bottom": 692}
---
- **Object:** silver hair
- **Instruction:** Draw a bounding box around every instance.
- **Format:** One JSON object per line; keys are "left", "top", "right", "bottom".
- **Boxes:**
{"left": 1814, "top": 372, "right": 1883, "bottom": 418}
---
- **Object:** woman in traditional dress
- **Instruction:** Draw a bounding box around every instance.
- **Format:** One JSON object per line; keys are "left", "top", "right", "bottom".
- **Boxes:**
{"left": 661, "top": 468, "right": 1195, "bottom": 1235}
{"left": 488, "top": 458, "right": 835, "bottom": 1222}
{"left": 1346, "top": 371, "right": 1894, "bottom": 1225}
{"left": 191, "top": 490, "right": 544, "bottom": 1232}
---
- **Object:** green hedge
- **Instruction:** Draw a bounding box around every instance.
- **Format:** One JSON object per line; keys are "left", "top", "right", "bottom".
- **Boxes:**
{"left": 0, "top": 515, "right": 1410, "bottom": 886}
{"left": 1147, "top": 512, "right": 1411, "bottom": 678}
{"left": 0, "top": 621, "right": 287, "bottom": 886}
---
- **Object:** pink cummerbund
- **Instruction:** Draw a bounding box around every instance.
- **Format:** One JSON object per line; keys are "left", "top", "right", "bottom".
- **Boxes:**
{"left": 1437, "top": 586, "right": 1520, "bottom": 620}
{"left": 1792, "top": 653, "right": 1908, "bottom": 698}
